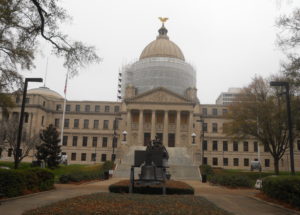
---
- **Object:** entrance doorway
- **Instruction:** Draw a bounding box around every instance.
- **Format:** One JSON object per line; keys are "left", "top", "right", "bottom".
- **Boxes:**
{"left": 168, "top": 133, "right": 175, "bottom": 147}
{"left": 144, "top": 133, "right": 151, "bottom": 146}
{"left": 156, "top": 133, "right": 163, "bottom": 144}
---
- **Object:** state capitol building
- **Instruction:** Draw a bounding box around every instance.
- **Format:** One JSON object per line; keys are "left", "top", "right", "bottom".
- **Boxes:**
{"left": 1, "top": 22, "right": 299, "bottom": 179}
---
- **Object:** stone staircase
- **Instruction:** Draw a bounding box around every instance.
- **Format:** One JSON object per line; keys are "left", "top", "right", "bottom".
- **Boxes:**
{"left": 113, "top": 146, "right": 201, "bottom": 180}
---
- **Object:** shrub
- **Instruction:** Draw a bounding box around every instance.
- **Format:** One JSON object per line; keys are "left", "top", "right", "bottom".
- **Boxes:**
{"left": 109, "top": 180, "right": 194, "bottom": 195}
{"left": 209, "top": 174, "right": 253, "bottom": 188}
{"left": 200, "top": 164, "right": 214, "bottom": 176}
{"left": 0, "top": 168, "right": 54, "bottom": 197}
{"left": 262, "top": 176, "right": 300, "bottom": 208}
{"left": 58, "top": 162, "right": 113, "bottom": 183}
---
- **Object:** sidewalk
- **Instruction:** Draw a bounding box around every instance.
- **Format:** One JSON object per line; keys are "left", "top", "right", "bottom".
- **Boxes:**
{"left": 185, "top": 180, "right": 300, "bottom": 215}
{"left": 0, "top": 178, "right": 123, "bottom": 215}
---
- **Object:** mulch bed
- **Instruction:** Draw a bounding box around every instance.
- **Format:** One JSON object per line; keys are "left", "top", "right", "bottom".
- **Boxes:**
{"left": 255, "top": 192, "right": 300, "bottom": 212}
{"left": 23, "top": 193, "right": 232, "bottom": 215}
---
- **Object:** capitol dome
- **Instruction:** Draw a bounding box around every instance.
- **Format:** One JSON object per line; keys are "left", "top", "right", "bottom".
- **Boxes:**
{"left": 27, "top": 87, "right": 63, "bottom": 99}
{"left": 140, "top": 25, "right": 185, "bottom": 61}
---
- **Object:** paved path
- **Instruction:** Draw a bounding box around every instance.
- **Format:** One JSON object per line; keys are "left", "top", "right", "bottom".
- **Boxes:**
{"left": 1, "top": 178, "right": 299, "bottom": 215}
{"left": 185, "top": 180, "right": 300, "bottom": 215}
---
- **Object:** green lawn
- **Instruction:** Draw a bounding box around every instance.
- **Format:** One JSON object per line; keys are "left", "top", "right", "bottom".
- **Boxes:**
{"left": 0, "top": 161, "right": 31, "bottom": 169}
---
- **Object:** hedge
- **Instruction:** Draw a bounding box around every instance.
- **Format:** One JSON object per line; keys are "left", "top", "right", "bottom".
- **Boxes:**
{"left": 59, "top": 161, "right": 114, "bottom": 183}
{"left": 0, "top": 168, "right": 54, "bottom": 197}
{"left": 109, "top": 180, "right": 194, "bottom": 195}
{"left": 262, "top": 176, "right": 300, "bottom": 208}
{"left": 209, "top": 174, "right": 253, "bottom": 188}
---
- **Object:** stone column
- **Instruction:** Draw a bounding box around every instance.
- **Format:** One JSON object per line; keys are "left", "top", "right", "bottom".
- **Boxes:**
{"left": 176, "top": 111, "right": 181, "bottom": 146}
{"left": 126, "top": 110, "right": 132, "bottom": 145}
{"left": 151, "top": 110, "right": 156, "bottom": 140}
{"left": 188, "top": 111, "right": 193, "bottom": 145}
{"left": 163, "top": 110, "right": 169, "bottom": 146}
{"left": 138, "top": 110, "right": 144, "bottom": 145}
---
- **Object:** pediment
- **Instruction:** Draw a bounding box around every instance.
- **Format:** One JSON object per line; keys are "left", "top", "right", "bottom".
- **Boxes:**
{"left": 127, "top": 88, "right": 190, "bottom": 103}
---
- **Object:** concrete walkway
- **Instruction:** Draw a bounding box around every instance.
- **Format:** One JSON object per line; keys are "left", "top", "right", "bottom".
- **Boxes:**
{"left": 1, "top": 179, "right": 299, "bottom": 215}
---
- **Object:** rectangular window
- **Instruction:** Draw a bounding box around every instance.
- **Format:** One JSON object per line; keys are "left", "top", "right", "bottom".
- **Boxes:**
{"left": 212, "top": 108, "right": 218, "bottom": 116}
{"left": 91, "top": 153, "right": 96, "bottom": 161}
{"left": 264, "top": 144, "right": 269, "bottom": 152}
{"left": 212, "top": 157, "right": 218, "bottom": 166}
{"left": 75, "top": 105, "right": 80, "bottom": 112}
{"left": 114, "top": 106, "right": 120, "bottom": 113}
{"left": 233, "top": 141, "right": 238, "bottom": 152}
{"left": 95, "top": 105, "right": 100, "bottom": 112}
{"left": 105, "top": 106, "right": 110, "bottom": 112}
{"left": 85, "top": 105, "right": 90, "bottom": 112}
{"left": 233, "top": 158, "right": 239, "bottom": 166}
{"left": 212, "top": 141, "right": 218, "bottom": 151}
{"left": 297, "top": 140, "right": 300, "bottom": 151}
{"left": 82, "top": 136, "right": 88, "bottom": 147}
{"left": 102, "top": 137, "right": 108, "bottom": 147}
{"left": 56, "top": 104, "right": 62, "bottom": 111}
{"left": 92, "top": 137, "right": 97, "bottom": 147}
{"left": 74, "top": 119, "right": 79, "bottom": 128}
{"left": 43, "top": 101, "right": 46, "bottom": 107}
{"left": 265, "top": 159, "right": 270, "bottom": 167}
{"left": 244, "top": 158, "right": 249, "bottom": 167}
{"left": 84, "top": 119, "right": 89, "bottom": 129}
{"left": 24, "top": 112, "right": 29, "bottom": 123}
{"left": 81, "top": 153, "right": 86, "bottom": 161}
{"left": 202, "top": 140, "right": 207, "bottom": 151}
{"left": 8, "top": 148, "right": 13, "bottom": 157}
{"left": 71, "top": 153, "right": 76, "bottom": 161}
{"left": 101, "top": 154, "right": 107, "bottom": 162}
{"left": 41, "top": 116, "right": 44, "bottom": 126}
{"left": 25, "top": 97, "right": 30, "bottom": 104}
{"left": 202, "top": 108, "right": 207, "bottom": 116}
{"left": 243, "top": 141, "right": 249, "bottom": 152}
{"left": 54, "top": 118, "right": 60, "bottom": 128}
{"left": 103, "top": 120, "right": 109, "bottom": 129}
{"left": 93, "top": 120, "right": 99, "bottom": 129}
{"left": 203, "top": 157, "right": 208, "bottom": 165}
{"left": 64, "top": 119, "right": 69, "bottom": 128}
{"left": 63, "top": 136, "right": 68, "bottom": 146}
{"left": 203, "top": 123, "right": 208, "bottom": 132}
{"left": 223, "top": 141, "right": 228, "bottom": 151}
{"left": 16, "top": 97, "right": 20, "bottom": 103}
{"left": 66, "top": 104, "right": 71, "bottom": 112}
{"left": 223, "top": 158, "right": 228, "bottom": 166}
{"left": 72, "top": 136, "right": 78, "bottom": 146}
{"left": 254, "top": 141, "right": 258, "bottom": 152}
{"left": 212, "top": 123, "right": 218, "bottom": 133}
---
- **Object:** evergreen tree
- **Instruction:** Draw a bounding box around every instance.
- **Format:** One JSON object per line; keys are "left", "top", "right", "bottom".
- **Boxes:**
{"left": 36, "top": 124, "right": 61, "bottom": 168}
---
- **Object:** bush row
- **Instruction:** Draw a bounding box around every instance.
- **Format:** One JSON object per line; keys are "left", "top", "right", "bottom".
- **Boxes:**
{"left": 262, "top": 176, "right": 300, "bottom": 208}
{"left": 59, "top": 161, "right": 114, "bottom": 183}
{"left": 109, "top": 180, "right": 194, "bottom": 195}
{"left": 209, "top": 174, "right": 253, "bottom": 188}
{"left": 0, "top": 168, "right": 54, "bottom": 197}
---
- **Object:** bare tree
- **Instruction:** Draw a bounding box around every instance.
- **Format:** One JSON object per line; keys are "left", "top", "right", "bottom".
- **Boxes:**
{"left": 1, "top": 119, "right": 40, "bottom": 167}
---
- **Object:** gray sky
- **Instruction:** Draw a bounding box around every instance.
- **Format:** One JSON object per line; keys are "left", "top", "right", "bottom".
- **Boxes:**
{"left": 22, "top": 0, "right": 300, "bottom": 104}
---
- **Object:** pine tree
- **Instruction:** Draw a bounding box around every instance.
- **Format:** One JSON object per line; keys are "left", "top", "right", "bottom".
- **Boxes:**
{"left": 36, "top": 124, "right": 61, "bottom": 168}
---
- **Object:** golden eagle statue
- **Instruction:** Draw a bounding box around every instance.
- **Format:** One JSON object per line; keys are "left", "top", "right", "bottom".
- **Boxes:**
{"left": 158, "top": 17, "right": 169, "bottom": 23}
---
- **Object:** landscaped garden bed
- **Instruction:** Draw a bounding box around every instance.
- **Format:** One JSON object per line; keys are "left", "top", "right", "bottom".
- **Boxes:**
{"left": 23, "top": 193, "right": 231, "bottom": 215}
{"left": 109, "top": 180, "right": 194, "bottom": 195}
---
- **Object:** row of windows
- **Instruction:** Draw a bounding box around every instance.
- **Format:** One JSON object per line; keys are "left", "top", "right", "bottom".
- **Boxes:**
{"left": 56, "top": 104, "right": 120, "bottom": 113}
{"left": 69, "top": 152, "right": 109, "bottom": 162}
{"left": 55, "top": 119, "right": 118, "bottom": 129}
{"left": 203, "top": 157, "right": 270, "bottom": 167}
{"left": 202, "top": 140, "right": 272, "bottom": 152}
{"left": 202, "top": 108, "right": 228, "bottom": 116}
{"left": 63, "top": 136, "right": 117, "bottom": 148}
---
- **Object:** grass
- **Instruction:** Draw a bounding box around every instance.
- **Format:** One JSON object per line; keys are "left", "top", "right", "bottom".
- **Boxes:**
{"left": 23, "top": 193, "right": 232, "bottom": 215}
{"left": 0, "top": 161, "right": 31, "bottom": 169}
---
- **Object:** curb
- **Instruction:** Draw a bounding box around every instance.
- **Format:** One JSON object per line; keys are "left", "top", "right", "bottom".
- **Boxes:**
{"left": 0, "top": 189, "right": 56, "bottom": 204}
{"left": 248, "top": 196, "right": 300, "bottom": 215}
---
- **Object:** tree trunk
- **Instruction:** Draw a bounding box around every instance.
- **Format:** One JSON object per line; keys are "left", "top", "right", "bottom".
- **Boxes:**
{"left": 274, "top": 158, "right": 279, "bottom": 175}
{"left": 14, "top": 152, "right": 20, "bottom": 169}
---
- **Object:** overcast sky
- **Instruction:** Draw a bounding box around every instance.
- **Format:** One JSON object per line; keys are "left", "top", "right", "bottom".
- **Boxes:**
{"left": 22, "top": 0, "right": 300, "bottom": 104}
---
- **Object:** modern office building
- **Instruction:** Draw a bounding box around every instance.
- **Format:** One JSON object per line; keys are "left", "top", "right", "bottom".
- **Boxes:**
{"left": 215, "top": 88, "right": 242, "bottom": 105}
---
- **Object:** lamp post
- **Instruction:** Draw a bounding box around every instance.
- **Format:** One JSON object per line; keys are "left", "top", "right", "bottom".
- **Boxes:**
{"left": 15, "top": 78, "right": 43, "bottom": 169}
{"left": 270, "top": 81, "right": 295, "bottom": 175}
{"left": 122, "top": 130, "right": 127, "bottom": 142}
{"left": 112, "top": 117, "right": 122, "bottom": 161}
{"left": 197, "top": 119, "right": 205, "bottom": 165}
{"left": 191, "top": 133, "right": 196, "bottom": 144}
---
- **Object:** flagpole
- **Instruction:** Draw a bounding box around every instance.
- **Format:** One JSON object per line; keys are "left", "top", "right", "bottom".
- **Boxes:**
{"left": 60, "top": 71, "right": 69, "bottom": 146}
